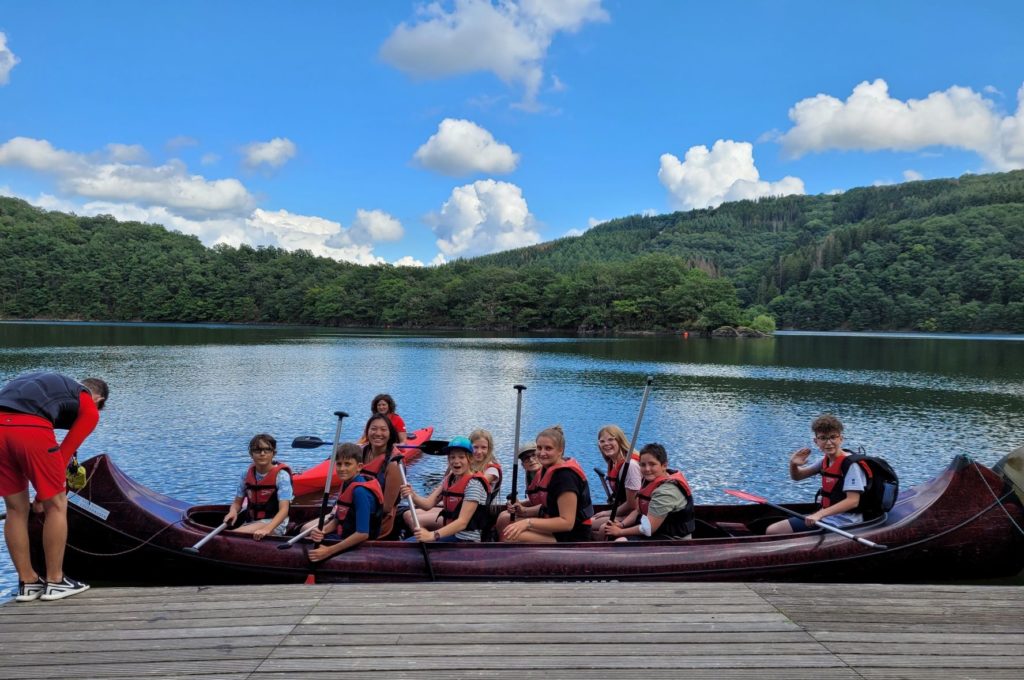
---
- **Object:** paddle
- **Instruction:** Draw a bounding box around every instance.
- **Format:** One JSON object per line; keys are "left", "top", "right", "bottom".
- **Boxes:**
{"left": 277, "top": 525, "right": 315, "bottom": 550}
{"left": 593, "top": 466, "right": 613, "bottom": 503}
{"left": 608, "top": 375, "right": 653, "bottom": 523}
{"left": 293, "top": 435, "right": 449, "bottom": 455}
{"left": 399, "top": 459, "right": 435, "bottom": 581}
{"left": 305, "top": 411, "right": 348, "bottom": 584}
{"left": 0, "top": 511, "right": 7, "bottom": 521}
{"left": 508, "top": 384, "right": 526, "bottom": 521}
{"left": 183, "top": 521, "right": 229, "bottom": 554}
{"left": 724, "top": 488, "right": 888, "bottom": 550}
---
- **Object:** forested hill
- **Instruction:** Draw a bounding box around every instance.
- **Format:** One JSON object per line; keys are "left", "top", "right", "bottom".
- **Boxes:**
{"left": 478, "top": 170, "right": 1024, "bottom": 332}
{"left": 1, "top": 169, "right": 1023, "bottom": 332}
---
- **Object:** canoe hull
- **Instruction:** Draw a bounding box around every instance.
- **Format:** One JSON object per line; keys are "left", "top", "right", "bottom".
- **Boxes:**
{"left": 32, "top": 452, "right": 1024, "bottom": 585}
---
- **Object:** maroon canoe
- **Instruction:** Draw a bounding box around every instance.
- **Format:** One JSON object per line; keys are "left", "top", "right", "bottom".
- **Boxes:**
{"left": 31, "top": 449, "right": 1024, "bottom": 584}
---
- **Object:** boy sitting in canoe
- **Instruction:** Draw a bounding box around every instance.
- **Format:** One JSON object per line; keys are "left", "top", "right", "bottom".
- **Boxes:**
{"left": 605, "top": 443, "right": 694, "bottom": 541}
{"left": 765, "top": 414, "right": 866, "bottom": 534}
{"left": 224, "top": 433, "right": 293, "bottom": 540}
{"left": 308, "top": 443, "right": 384, "bottom": 562}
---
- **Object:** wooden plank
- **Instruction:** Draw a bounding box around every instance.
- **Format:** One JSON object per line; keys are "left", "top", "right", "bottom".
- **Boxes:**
{"left": 0, "top": 660, "right": 265, "bottom": 680}
{"left": 837, "top": 654, "right": 1024, "bottom": 669}
{"left": 280, "top": 631, "right": 816, "bottom": 646}
{"left": 291, "top": 620, "right": 803, "bottom": 634}
{"left": 250, "top": 670, "right": 863, "bottom": 680}
{"left": 1, "top": 634, "right": 288, "bottom": 655}
{"left": 825, "top": 642, "right": 1023, "bottom": 656}
{"left": 267, "top": 642, "right": 822, "bottom": 659}
{"left": 0, "top": 624, "right": 295, "bottom": 644}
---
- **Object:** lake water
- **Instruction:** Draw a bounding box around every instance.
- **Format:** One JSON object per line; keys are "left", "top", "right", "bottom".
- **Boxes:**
{"left": 2, "top": 321, "right": 1023, "bottom": 594}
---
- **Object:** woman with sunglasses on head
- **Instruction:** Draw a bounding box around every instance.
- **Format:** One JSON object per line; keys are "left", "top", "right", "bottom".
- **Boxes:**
{"left": 589, "top": 424, "right": 642, "bottom": 539}
{"left": 765, "top": 414, "right": 867, "bottom": 535}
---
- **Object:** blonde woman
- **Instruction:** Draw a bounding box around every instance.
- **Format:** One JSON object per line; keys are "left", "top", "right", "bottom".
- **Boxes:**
{"left": 590, "top": 424, "right": 642, "bottom": 539}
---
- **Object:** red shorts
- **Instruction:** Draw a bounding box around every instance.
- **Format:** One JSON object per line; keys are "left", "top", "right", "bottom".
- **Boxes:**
{"left": 0, "top": 413, "right": 66, "bottom": 501}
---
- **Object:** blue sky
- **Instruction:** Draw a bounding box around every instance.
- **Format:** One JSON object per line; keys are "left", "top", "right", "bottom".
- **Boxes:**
{"left": 1, "top": 1, "right": 1022, "bottom": 265}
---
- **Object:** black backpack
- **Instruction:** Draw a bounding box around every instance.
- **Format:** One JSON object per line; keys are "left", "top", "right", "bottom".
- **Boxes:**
{"left": 841, "top": 452, "right": 899, "bottom": 517}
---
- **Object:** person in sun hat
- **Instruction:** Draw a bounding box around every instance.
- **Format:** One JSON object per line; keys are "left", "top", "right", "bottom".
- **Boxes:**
{"left": 0, "top": 371, "right": 108, "bottom": 602}
{"left": 494, "top": 440, "right": 540, "bottom": 539}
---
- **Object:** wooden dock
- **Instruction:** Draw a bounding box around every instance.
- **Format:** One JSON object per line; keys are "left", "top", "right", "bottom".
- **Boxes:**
{"left": 1, "top": 581, "right": 1022, "bottom": 679}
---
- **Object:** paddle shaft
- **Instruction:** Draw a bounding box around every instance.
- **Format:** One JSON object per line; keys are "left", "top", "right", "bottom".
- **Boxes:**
{"left": 187, "top": 521, "right": 229, "bottom": 552}
{"left": 399, "top": 460, "right": 435, "bottom": 581}
{"left": 728, "top": 490, "right": 887, "bottom": 550}
{"left": 279, "top": 525, "right": 315, "bottom": 549}
{"left": 594, "top": 466, "right": 613, "bottom": 503}
{"left": 609, "top": 376, "right": 653, "bottom": 523}
{"left": 313, "top": 411, "right": 348, "bottom": 548}
{"left": 509, "top": 384, "right": 526, "bottom": 521}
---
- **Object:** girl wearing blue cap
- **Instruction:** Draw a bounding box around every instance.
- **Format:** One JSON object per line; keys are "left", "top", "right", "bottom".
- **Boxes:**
{"left": 400, "top": 436, "right": 491, "bottom": 543}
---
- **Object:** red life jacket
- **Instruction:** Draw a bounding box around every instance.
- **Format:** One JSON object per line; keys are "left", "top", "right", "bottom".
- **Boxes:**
{"left": 361, "top": 447, "right": 405, "bottom": 485}
{"left": 439, "top": 472, "right": 491, "bottom": 530}
{"left": 479, "top": 459, "right": 503, "bottom": 503}
{"left": 526, "top": 470, "right": 544, "bottom": 506}
{"left": 243, "top": 462, "right": 292, "bottom": 520}
{"left": 534, "top": 458, "right": 594, "bottom": 525}
{"left": 636, "top": 471, "right": 695, "bottom": 538}
{"left": 817, "top": 453, "right": 870, "bottom": 509}
{"left": 606, "top": 452, "right": 640, "bottom": 497}
{"left": 333, "top": 474, "right": 384, "bottom": 539}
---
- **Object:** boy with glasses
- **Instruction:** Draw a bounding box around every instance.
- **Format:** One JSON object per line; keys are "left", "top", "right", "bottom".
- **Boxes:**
{"left": 224, "top": 433, "right": 293, "bottom": 539}
{"left": 765, "top": 414, "right": 866, "bottom": 535}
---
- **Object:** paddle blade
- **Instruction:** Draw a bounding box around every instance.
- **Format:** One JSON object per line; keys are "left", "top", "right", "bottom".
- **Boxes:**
{"left": 182, "top": 547, "right": 199, "bottom": 555}
{"left": 292, "top": 436, "right": 326, "bottom": 449}
{"left": 725, "top": 488, "right": 769, "bottom": 504}
{"left": 304, "top": 573, "right": 316, "bottom": 585}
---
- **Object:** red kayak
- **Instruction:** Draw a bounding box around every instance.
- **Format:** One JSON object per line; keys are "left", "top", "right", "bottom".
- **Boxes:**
{"left": 291, "top": 425, "right": 434, "bottom": 497}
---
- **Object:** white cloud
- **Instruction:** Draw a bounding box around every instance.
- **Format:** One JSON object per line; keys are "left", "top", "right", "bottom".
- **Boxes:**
{"left": 430, "top": 253, "right": 448, "bottom": 266}
{"left": 242, "top": 137, "right": 297, "bottom": 169}
{"left": 380, "top": 0, "right": 608, "bottom": 108}
{"left": 0, "top": 136, "right": 396, "bottom": 265}
{"left": 105, "top": 143, "right": 148, "bottom": 163}
{"left": 902, "top": 169, "right": 924, "bottom": 182}
{"left": 350, "top": 208, "right": 404, "bottom": 243}
{"left": 427, "top": 179, "right": 541, "bottom": 257}
{"left": 200, "top": 152, "right": 220, "bottom": 166}
{"left": 779, "top": 79, "right": 1024, "bottom": 170}
{"left": 984, "top": 85, "right": 1003, "bottom": 96}
{"left": 0, "top": 137, "right": 253, "bottom": 215}
{"left": 249, "top": 209, "right": 382, "bottom": 264}
{"left": 588, "top": 216, "right": 607, "bottom": 228}
{"left": 658, "top": 139, "right": 805, "bottom": 210}
{"left": 394, "top": 255, "right": 425, "bottom": 267}
{"left": 414, "top": 118, "right": 519, "bottom": 176}
{"left": 0, "top": 32, "right": 19, "bottom": 85}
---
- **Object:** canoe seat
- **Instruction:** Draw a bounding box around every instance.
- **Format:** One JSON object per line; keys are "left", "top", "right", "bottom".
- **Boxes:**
{"left": 713, "top": 521, "right": 753, "bottom": 537}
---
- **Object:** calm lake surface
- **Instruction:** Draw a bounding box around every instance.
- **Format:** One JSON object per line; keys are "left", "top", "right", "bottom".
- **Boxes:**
{"left": 2, "top": 321, "right": 1023, "bottom": 593}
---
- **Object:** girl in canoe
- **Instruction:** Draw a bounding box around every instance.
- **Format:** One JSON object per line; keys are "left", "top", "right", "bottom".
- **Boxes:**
{"left": 308, "top": 443, "right": 383, "bottom": 561}
{"left": 400, "top": 436, "right": 490, "bottom": 542}
{"left": 469, "top": 428, "right": 502, "bottom": 499}
{"left": 605, "top": 443, "right": 694, "bottom": 541}
{"left": 589, "top": 424, "right": 642, "bottom": 539}
{"left": 502, "top": 425, "right": 594, "bottom": 543}
{"left": 359, "top": 413, "right": 405, "bottom": 538}
{"left": 495, "top": 441, "right": 540, "bottom": 539}
{"left": 224, "top": 433, "right": 293, "bottom": 540}
{"left": 371, "top": 393, "right": 407, "bottom": 444}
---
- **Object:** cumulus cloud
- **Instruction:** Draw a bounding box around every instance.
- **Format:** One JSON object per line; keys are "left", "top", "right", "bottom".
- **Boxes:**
{"left": 0, "top": 137, "right": 253, "bottom": 215}
{"left": 394, "top": 255, "right": 426, "bottom": 267}
{"left": 0, "top": 32, "right": 19, "bottom": 85}
{"left": 902, "top": 169, "right": 924, "bottom": 182}
{"left": 0, "top": 136, "right": 395, "bottom": 265}
{"left": 380, "top": 0, "right": 608, "bottom": 107}
{"left": 779, "top": 79, "right": 1024, "bottom": 170}
{"left": 658, "top": 139, "right": 805, "bottom": 210}
{"left": 105, "top": 143, "right": 148, "bottom": 163}
{"left": 242, "top": 137, "right": 297, "bottom": 169}
{"left": 414, "top": 118, "right": 519, "bottom": 176}
{"left": 166, "top": 135, "right": 199, "bottom": 150}
{"left": 350, "top": 208, "right": 404, "bottom": 242}
{"left": 427, "top": 179, "right": 541, "bottom": 257}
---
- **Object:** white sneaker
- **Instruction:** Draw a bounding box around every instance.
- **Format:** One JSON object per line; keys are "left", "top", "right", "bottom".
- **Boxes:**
{"left": 40, "top": 576, "right": 90, "bottom": 601}
{"left": 15, "top": 578, "right": 46, "bottom": 602}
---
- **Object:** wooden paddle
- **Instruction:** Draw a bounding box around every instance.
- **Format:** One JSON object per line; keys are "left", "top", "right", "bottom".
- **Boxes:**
{"left": 724, "top": 488, "right": 888, "bottom": 550}
{"left": 305, "top": 411, "right": 347, "bottom": 584}
{"left": 609, "top": 375, "right": 653, "bottom": 523}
